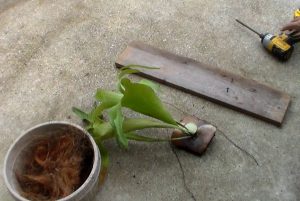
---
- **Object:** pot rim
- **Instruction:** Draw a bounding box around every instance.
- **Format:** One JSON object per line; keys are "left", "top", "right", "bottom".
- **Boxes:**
{"left": 3, "top": 121, "right": 101, "bottom": 201}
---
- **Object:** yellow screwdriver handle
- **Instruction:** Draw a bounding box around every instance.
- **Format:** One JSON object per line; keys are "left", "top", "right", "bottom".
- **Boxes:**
{"left": 294, "top": 8, "right": 300, "bottom": 18}
{"left": 272, "top": 36, "right": 291, "bottom": 51}
{"left": 279, "top": 33, "right": 288, "bottom": 40}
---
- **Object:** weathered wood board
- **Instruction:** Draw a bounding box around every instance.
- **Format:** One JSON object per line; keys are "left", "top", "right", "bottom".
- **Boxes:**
{"left": 115, "top": 41, "right": 291, "bottom": 126}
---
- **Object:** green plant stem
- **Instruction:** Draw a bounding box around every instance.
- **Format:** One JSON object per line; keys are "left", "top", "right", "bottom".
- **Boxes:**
{"left": 123, "top": 118, "right": 180, "bottom": 131}
{"left": 94, "top": 131, "right": 193, "bottom": 143}
{"left": 92, "top": 118, "right": 192, "bottom": 142}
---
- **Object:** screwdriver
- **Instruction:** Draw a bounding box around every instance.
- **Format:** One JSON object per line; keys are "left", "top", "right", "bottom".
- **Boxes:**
{"left": 236, "top": 19, "right": 297, "bottom": 61}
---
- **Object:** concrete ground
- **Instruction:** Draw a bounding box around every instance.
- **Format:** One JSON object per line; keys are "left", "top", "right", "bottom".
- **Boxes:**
{"left": 0, "top": 0, "right": 299, "bottom": 200}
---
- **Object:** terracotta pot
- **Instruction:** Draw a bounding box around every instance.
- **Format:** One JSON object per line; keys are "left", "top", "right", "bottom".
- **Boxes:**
{"left": 3, "top": 122, "right": 101, "bottom": 201}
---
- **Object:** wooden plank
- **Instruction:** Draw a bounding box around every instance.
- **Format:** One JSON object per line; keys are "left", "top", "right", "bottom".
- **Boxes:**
{"left": 115, "top": 41, "right": 291, "bottom": 126}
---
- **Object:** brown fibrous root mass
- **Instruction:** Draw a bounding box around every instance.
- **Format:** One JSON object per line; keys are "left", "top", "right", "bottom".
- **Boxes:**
{"left": 16, "top": 131, "right": 94, "bottom": 201}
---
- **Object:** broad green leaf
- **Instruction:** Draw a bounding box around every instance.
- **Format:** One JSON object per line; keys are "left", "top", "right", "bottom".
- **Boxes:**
{"left": 139, "top": 79, "right": 160, "bottom": 93}
{"left": 108, "top": 103, "right": 128, "bottom": 149}
{"left": 117, "top": 68, "right": 140, "bottom": 92}
{"left": 88, "top": 107, "right": 104, "bottom": 124}
{"left": 72, "top": 107, "right": 91, "bottom": 122}
{"left": 92, "top": 90, "right": 123, "bottom": 121}
{"left": 91, "top": 102, "right": 115, "bottom": 122}
{"left": 93, "top": 121, "right": 113, "bottom": 139}
{"left": 121, "top": 78, "right": 177, "bottom": 125}
{"left": 95, "top": 89, "right": 123, "bottom": 103}
{"left": 118, "top": 66, "right": 159, "bottom": 93}
{"left": 123, "top": 118, "right": 178, "bottom": 132}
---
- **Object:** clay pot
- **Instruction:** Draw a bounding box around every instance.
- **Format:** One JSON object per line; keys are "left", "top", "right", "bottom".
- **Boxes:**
{"left": 172, "top": 116, "right": 216, "bottom": 155}
{"left": 3, "top": 122, "right": 101, "bottom": 201}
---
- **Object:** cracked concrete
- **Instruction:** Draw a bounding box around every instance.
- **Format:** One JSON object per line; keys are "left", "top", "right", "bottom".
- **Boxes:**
{"left": 0, "top": 0, "right": 299, "bottom": 201}
{"left": 171, "top": 144, "right": 197, "bottom": 201}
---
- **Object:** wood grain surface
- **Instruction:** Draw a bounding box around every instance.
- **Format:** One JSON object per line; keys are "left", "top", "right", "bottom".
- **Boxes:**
{"left": 115, "top": 41, "right": 291, "bottom": 126}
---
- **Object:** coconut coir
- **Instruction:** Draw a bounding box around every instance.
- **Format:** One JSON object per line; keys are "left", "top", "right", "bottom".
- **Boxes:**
{"left": 16, "top": 132, "right": 94, "bottom": 201}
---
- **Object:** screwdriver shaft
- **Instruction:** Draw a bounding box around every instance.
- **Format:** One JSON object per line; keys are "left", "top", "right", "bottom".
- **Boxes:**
{"left": 236, "top": 19, "right": 262, "bottom": 37}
